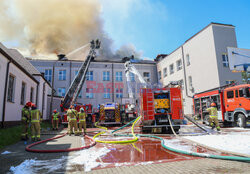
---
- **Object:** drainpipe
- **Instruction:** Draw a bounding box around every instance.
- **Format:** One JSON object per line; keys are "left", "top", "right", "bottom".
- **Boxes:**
{"left": 1, "top": 61, "right": 11, "bottom": 128}
{"left": 42, "top": 82, "right": 46, "bottom": 119}
{"left": 181, "top": 46, "right": 193, "bottom": 98}
{"left": 36, "top": 82, "right": 39, "bottom": 106}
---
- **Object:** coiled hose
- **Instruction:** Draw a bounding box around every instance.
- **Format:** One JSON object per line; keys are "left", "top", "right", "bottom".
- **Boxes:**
{"left": 93, "top": 116, "right": 141, "bottom": 144}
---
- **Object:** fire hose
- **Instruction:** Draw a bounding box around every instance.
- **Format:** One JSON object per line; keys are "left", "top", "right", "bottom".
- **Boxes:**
{"left": 93, "top": 116, "right": 141, "bottom": 144}
{"left": 25, "top": 133, "right": 96, "bottom": 153}
{"left": 112, "top": 115, "right": 250, "bottom": 162}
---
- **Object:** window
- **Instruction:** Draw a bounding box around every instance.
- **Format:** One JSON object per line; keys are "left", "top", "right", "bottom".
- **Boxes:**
{"left": 104, "top": 88, "right": 111, "bottom": 99}
{"left": 129, "top": 72, "right": 135, "bottom": 82}
{"left": 239, "top": 88, "right": 244, "bottom": 97}
{"left": 235, "top": 90, "right": 239, "bottom": 98}
{"left": 158, "top": 71, "right": 162, "bottom": 80}
{"left": 116, "top": 88, "right": 123, "bottom": 98}
{"left": 44, "top": 69, "right": 52, "bottom": 82}
{"left": 116, "top": 72, "right": 123, "bottom": 81}
{"left": 86, "top": 71, "right": 93, "bottom": 81}
{"left": 227, "top": 91, "right": 234, "bottom": 99}
{"left": 226, "top": 80, "right": 234, "bottom": 85}
{"left": 58, "top": 88, "right": 66, "bottom": 97}
{"left": 30, "top": 87, "right": 34, "bottom": 102}
{"left": 103, "top": 71, "right": 110, "bottom": 81}
{"left": 7, "top": 75, "right": 15, "bottom": 102}
{"left": 58, "top": 70, "right": 66, "bottom": 80}
{"left": 176, "top": 59, "right": 182, "bottom": 71}
{"left": 86, "top": 88, "right": 94, "bottom": 98}
{"left": 169, "top": 64, "right": 174, "bottom": 74}
{"left": 178, "top": 79, "right": 184, "bottom": 89}
{"left": 186, "top": 54, "right": 190, "bottom": 66}
{"left": 188, "top": 76, "right": 193, "bottom": 90}
{"left": 163, "top": 68, "right": 167, "bottom": 77}
{"left": 143, "top": 72, "right": 150, "bottom": 82}
{"left": 222, "top": 54, "right": 229, "bottom": 67}
{"left": 20, "top": 82, "right": 26, "bottom": 105}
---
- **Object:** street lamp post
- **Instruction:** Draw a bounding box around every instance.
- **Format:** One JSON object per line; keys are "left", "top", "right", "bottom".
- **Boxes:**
{"left": 49, "top": 55, "right": 68, "bottom": 119}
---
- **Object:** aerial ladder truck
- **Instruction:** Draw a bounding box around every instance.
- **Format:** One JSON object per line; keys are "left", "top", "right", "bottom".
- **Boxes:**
{"left": 124, "top": 56, "right": 184, "bottom": 133}
{"left": 60, "top": 39, "right": 100, "bottom": 126}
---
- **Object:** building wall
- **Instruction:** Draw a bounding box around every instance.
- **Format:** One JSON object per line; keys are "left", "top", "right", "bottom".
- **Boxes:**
{"left": 34, "top": 76, "right": 50, "bottom": 120}
{"left": 0, "top": 53, "right": 8, "bottom": 122}
{"left": 5, "top": 63, "right": 37, "bottom": 122}
{"left": 30, "top": 60, "right": 158, "bottom": 109}
{"left": 212, "top": 25, "right": 242, "bottom": 85}
{"left": 157, "top": 23, "right": 242, "bottom": 115}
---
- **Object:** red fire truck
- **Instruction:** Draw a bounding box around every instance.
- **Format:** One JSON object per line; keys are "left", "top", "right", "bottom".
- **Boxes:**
{"left": 193, "top": 84, "right": 250, "bottom": 128}
{"left": 140, "top": 87, "right": 184, "bottom": 133}
{"left": 99, "top": 102, "right": 122, "bottom": 125}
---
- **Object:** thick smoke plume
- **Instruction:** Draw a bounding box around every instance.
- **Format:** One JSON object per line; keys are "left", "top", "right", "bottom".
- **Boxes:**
{"left": 0, "top": 0, "right": 142, "bottom": 60}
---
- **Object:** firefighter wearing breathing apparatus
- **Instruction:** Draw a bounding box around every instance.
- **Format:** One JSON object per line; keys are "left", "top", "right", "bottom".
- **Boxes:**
{"left": 67, "top": 105, "right": 78, "bottom": 135}
{"left": 78, "top": 107, "right": 87, "bottom": 135}
{"left": 206, "top": 102, "right": 220, "bottom": 131}
{"left": 21, "top": 102, "right": 31, "bottom": 140}
{"left": 30, "top": 104, "right": 42, "bottom": 141}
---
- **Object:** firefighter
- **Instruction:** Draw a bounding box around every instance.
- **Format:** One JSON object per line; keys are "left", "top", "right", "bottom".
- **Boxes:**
{"left": 21, "top": 102, "right": 31, "bottom": 140}
{"left": 206, "top": 102, "right": 220, "bottom": 131}
{"left": 30, "top": 104, "right": 42, "bottom": 141}
{"left": 67, "top": 105, "right": 78, "bottom": 135}
{"left": 78, "top": 107, "right": 87, "bottom": 135}
{"left": 52, "top": 109, "right": 59, "bottom": 130}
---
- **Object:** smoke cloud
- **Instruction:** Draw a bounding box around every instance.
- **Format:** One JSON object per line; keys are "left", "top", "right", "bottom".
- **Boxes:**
{"left": 0, "top": 0, "right": 142, "bottom": 60}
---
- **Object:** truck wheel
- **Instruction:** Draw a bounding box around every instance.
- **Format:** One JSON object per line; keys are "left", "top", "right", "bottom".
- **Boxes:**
{"left": 236, "top": 114, "right": 246, "bottom": 128}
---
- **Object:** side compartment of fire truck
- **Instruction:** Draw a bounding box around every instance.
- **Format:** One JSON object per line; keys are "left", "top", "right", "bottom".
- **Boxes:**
{"left": 140, "top": 87, "right": 183, "bottom": 133}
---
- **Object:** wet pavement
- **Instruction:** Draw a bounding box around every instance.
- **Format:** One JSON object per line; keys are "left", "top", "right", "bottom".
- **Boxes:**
{"left": 1, "top": 124, "right": 250, "bottom": 173}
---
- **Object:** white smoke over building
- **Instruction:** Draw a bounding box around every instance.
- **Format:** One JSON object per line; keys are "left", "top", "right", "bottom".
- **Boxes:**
{"left": 0, "top": 0, "right": 143, "bottom": 60}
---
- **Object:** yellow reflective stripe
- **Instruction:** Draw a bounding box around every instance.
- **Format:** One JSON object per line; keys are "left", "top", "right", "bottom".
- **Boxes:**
{"left": 210, "top": 116, "right": 217, "bottom": 118}
{"left": 31, "top": 120, "right": 40, "bottom": 122}
{"left": 70, "top": 118, "right": 76, "bottom": 120}
{"left": 79, "top": 119, "right": 86, "bottom": 121}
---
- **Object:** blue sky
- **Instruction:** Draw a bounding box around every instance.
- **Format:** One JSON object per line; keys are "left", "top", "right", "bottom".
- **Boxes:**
{"left": 100, "top": 0, "right": 250, "bottom": 59}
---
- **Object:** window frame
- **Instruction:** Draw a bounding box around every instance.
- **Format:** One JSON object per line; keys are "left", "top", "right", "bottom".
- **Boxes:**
{"left": 186, "top": 54, "right": 190, "bottom": 66}
{"left": 30, "top": 87, "right": 34, "bottom": 102}
{"left": 86, "top": 88, "right": 94, "bottom": 98}
{"left": 58, "top": 69, "right": 66, "bottom": 81}
{"left": 115, "top": 71, "right": 123, "bottom": 82}
{"left": 103, "top": 71, "right": 110, "bottom": 81}
{"left": 44, "top": 69, "right": 52, "bottom": 82}
{"left": 222, "top": 53, "right": 229, "bottom": 67}
{"left": 103, "top": 88, "right": 111, "bottom": 99}
{"left": 163, "top": 67, "right": 167, "bottom": 77}
{"left": 20, "top": 82, "right": 26, "bottom": 105}
{"left": 58, "top": 87, "right": 66, "bottom": 97}
{"left": 116, "top": 88, "right": 123, "bottom": 98}
{"left": 176, "top": 59, "right": 182, "bottom": 71}
{"left": 169, "top": 64, "right": 174, "bottom": 74}
{"left": 7, "top": 74, "right": 16, "bottom": 103}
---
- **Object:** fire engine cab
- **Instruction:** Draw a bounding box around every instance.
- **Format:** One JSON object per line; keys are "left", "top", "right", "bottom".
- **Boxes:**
{"left": 193, "top": 84, "right": 250, "bottom": 127}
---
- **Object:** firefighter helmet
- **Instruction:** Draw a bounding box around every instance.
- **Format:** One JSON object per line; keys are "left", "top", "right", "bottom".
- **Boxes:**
{"left": 25, "top": 102, "right": 32, "bottom": 107}
{"left": 80, "top": 107, "right": 84, "bottom": 112}
{"left": 53, "top": 109, "right": 57, "bottom": 113}
{"left": 70, "top": 105, "right": 73, "bottom": 109}
{"left": 211, "top": 103, "right": 216, "bottom": 107}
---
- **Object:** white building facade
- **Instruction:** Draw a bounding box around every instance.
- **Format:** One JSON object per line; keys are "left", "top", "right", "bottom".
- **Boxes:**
{"left": 30, "top": 59, "right": 158, "bottom": 113}
{"left": 0, "top": 43, "right": 51, "bottom": 127}
{"left": 157, "top": 23, "right": 243, "bottom": 115}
